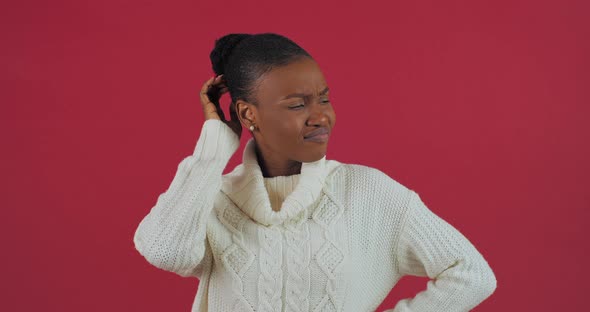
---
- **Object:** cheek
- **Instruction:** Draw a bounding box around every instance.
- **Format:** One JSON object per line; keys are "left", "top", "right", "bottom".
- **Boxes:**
{"left": 326, "top": 107, "right": 336, "bottom": 126}
{"left": 267, "top": 116, "right": 303, "bottom": 140}
{"left": 330, "top": 108, "right": 336, "bottom": 123}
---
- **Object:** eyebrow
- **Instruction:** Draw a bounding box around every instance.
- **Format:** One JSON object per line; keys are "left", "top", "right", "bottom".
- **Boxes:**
{"left": 281, "top": 86, "right": 330, "bottom": 100}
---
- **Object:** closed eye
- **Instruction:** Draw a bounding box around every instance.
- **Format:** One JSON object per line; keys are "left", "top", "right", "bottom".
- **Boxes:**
{"left": 289, "top": 99, "right": 330, "bottom": 109}
{"left": 289, "top": 104, "right": 304, "bottom": 110}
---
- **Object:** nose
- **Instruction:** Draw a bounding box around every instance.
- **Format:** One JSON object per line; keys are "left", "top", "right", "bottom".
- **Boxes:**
{"left": 306, "top": 103, "right": 329, "bottom": 127}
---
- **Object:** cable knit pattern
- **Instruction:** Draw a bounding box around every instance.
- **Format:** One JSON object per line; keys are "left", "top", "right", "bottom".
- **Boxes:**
{"left": 283, "top": 208, "right": 311, "bottom": 312}
{"left": 285, "top": 231, "right": 311, "bottom": 311}
{"left": 133, "top": 119, "right": 497, "bottom": 312}
{"left": 312, "top": 190, "right": 347, "bottom": 312}
{"left": 258, "top": 225, "right": 283, "bottom": 312}
{"left": 219, "top": 202, "right": 255, "bottom": 311}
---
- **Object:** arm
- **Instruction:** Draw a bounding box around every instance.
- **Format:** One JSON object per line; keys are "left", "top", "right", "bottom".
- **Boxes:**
{"left": 133, "top": 119, "right": 239, "bottom": 278}
{"left": 386, "top": 191, "right": 497, "bottom": 312}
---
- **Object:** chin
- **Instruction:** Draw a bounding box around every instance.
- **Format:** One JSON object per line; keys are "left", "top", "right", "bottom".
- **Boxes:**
{"left": 298, "top": 145, "right": 328, "bottom": 163}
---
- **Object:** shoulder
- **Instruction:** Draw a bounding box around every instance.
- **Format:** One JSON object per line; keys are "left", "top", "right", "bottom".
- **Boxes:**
{"left": 326, "top": 161, "right": 412, "bottom": 203}
{"left": 325, "top": 162, "right": 414, "bottom": 243}
{"left": 329, "top": 161, "right": 408, "bottom": 189}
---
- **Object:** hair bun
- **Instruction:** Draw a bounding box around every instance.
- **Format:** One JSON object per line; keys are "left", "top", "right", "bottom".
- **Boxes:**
{"left": 210, "top": 33, "right": 251, "bottom": 76}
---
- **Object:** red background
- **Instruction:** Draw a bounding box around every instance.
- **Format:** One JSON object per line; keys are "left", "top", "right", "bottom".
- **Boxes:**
{"left": 2, "top": 0, "right": 588, "bottom": 311}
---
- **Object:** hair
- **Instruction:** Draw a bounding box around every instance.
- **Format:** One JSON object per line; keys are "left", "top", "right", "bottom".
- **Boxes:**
{"left": 209, "top": 32, "right": 312, "bottom": 106}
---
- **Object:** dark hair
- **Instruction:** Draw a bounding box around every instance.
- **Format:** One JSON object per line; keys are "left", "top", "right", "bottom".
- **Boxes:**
{"left": 209, "top": 32, "right": 312, "bottom": 106}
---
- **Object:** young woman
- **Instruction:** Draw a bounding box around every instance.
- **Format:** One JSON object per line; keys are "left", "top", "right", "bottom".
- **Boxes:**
{"left": 133, "top": 33, "right": 497, "bottom": 312}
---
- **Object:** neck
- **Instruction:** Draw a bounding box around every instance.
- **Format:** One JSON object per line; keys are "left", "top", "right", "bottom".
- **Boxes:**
{"left": 254, "top": 142, "right": 302, "bottom": 178}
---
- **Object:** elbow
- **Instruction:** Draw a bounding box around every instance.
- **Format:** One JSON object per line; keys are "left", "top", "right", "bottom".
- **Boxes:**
{"left": 471, "top": 260, "right": 498, "bottom": 301}
{"left": 133, "top": 227, "right": 168, "bottom": 270}
{"left": 133, "top": 224, "right": 157, "bottom": 264}
{"left": 482, "top": 265, "right": 497, "bottom": 297}
{"left": 133, "top": 227, "right": 201, "bottom": 276}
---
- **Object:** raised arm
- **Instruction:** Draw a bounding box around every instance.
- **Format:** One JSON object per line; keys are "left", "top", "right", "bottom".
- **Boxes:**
{"left": 133, "top": 119, "right": 239, "bottom": 278}
{"left": 387, "top": 191, "right": 497, "bottom": 311}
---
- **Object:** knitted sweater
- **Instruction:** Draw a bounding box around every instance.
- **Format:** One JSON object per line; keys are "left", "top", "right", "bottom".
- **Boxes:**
{"left": 133, "top": 119, "right": 497, "bottom": 312}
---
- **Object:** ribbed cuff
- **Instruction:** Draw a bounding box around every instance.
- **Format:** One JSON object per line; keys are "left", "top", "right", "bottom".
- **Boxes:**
{"left": 193, "top": 119, "right": 240, "bottom": 163}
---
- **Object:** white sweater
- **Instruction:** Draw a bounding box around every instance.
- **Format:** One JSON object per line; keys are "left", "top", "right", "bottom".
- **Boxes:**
{"left": 133, "top": 119, "right": 497, "bottom": 312}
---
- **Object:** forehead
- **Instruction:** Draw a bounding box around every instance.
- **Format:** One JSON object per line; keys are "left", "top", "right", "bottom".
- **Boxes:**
{"left": 256, "top": 58, "right": 327, "bottom": 102}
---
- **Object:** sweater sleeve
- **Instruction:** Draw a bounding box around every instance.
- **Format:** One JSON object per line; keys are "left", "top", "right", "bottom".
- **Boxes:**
{"left": 386, "top": 190, "right": 497, "bottom": 312}
{"left": 133, "top": 119, "right": 240, "bottom": 278}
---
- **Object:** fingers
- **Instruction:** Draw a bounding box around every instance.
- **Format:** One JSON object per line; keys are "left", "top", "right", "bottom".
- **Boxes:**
{"left": 211, "top": 74, "right": 227, "bottom": 89}
{"left": 200, "top": 77, "right": 214, "bottom": 105}
{"left": 210, "top": 75, "right": 229, "bottom": 95}
{"left": 205, "top": 75, "right": 229, "bottom": 95}
{"left": 200, "top": 74, "right": 232, "bottom": 121}
{"left": 215, "top": 78, "right": 229, "bottom": 95}
{"left": 200, "top": 76, "right": 222, "bottom": 120}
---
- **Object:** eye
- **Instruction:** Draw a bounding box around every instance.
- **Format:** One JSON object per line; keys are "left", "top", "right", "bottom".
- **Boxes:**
{"left": 289, "top": 103, "right": 304, "bottom": 109}
{"left": 321, "top": 99, "right": 331, "bottom": 104}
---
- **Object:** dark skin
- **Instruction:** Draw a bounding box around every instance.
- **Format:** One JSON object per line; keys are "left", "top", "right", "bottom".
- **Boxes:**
{"left": 200, "top": 57, "right": 336, "bottom": 177}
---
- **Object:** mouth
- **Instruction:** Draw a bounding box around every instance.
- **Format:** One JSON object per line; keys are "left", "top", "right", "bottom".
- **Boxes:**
{"left": 304, "top": 128, "right": 330, "bottom": 143}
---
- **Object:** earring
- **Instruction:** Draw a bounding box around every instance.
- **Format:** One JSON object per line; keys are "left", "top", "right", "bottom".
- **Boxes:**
{"left": 249, "top": 124, "right": 255, "bottom": 131}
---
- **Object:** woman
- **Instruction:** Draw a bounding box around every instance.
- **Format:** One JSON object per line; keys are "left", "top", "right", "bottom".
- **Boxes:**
{"left": 133, "top": 33, "right": 497, "bottom": 312}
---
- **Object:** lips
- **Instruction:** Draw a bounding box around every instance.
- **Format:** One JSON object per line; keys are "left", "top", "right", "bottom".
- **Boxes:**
{"left": 304, "top": 127, "right": 330, "bottom": 142}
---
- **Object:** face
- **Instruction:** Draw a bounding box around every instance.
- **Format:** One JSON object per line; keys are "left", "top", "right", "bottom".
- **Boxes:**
{"left": 237, "top": 57, "right": 336, "bottom": 163}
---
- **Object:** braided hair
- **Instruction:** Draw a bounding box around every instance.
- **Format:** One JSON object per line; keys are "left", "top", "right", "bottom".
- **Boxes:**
{"left": 209, "top": 33, "right": 312, "bottom": 107}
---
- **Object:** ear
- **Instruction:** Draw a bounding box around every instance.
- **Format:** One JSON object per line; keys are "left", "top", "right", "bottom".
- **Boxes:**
{"left": 235, "top": 99, "right": 257, "bottom": 127}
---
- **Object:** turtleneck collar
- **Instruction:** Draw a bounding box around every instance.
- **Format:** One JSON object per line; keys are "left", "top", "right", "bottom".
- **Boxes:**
{"left": 263, "top": 174, "right": 301, "bottom": 212}
{"left": 221, "top": 138, "right": 340, "bottom": 226}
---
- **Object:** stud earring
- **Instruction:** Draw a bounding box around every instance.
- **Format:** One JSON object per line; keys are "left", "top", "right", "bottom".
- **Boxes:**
{"left": 249, "top": 125, "right": 255, "bottom": 131}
